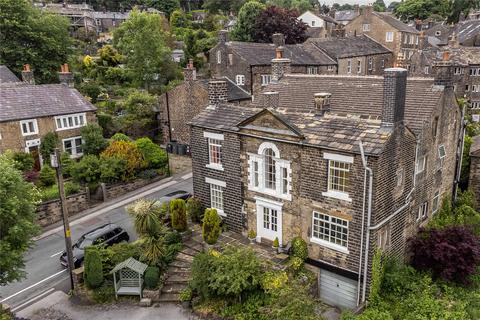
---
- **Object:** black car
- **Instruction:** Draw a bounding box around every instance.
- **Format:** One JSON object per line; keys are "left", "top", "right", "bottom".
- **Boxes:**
{"left": 60, "top": 223, "right": 129, "bottom": 268}
{"left": 161, "top": 190, "right": 192, "bottom": 201}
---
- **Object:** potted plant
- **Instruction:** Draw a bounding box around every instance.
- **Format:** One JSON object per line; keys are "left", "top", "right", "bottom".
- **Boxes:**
{"left": 179, "top": 287, "right": 192, "bottom": 308}
{"left": 248, "top": 230, "right": 256, "bottom": 244}
{"left": 202, "top": 208, "right": 221, "bottom": 250}
{"left": 272, "top": 237, "right": 280, "bottom": 253}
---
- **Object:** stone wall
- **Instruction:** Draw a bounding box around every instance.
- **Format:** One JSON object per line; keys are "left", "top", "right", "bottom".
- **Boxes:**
{"left": 337, "top": 53, "right": 393, "bottom": 76}
{"left": 36, "top": 192, "right": 90, "bottom": 227}
{"left": 103, "top": 175, "right": 165, "bottom": 200}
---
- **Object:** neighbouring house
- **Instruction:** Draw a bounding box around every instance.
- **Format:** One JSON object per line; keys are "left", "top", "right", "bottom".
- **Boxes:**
{"left": 424, "top": 23, "right": 452, "bottom": 47}
{"left": 306, "top": 35, "right": 393, "bottom": 75}
{"left": 209, "top": 31, "right": 337, "bottom": 98}
{"left": 332, "top": 7, "right": 360, "bottom": 26}
{"left": 467, "top": 9, "right": 480, "bottom": 21}
{"left": 190, "top": 63, "right": 462, "bottom": 309}
{"left": 345, "top": 6, "right": 420, "bottom": 63}
{"left": 451, "top": 20, "right": 480, "bottom": 47}
{"left": 92, "top": 11, "right": 130, "bottom": 33}
{"left": 0, "top": 65, "right": 97, "bottom": 168}
{"left": 0, "top": 65, "right": 21, "bottom": 84}
{"left": 158, "top": 61, "right": 251, "bottom": 146}
{"left": 298, "top": 10, "right": 339, "bottom": 39}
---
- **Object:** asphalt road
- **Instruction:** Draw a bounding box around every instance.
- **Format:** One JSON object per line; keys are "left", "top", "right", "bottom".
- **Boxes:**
{"left": 0, "top": 176, "right": 193, "bottom": 313}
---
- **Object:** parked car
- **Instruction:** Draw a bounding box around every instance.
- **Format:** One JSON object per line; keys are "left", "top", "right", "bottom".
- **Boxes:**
{"left": 161, "top": 190, "right": 192, "bottom": 202}
{"left": 60, "top": 223, "right": 129, "bottom": 268}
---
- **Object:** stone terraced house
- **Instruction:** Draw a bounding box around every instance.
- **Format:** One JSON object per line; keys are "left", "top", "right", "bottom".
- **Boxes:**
{"left": 0, "top": 65, "right": 96, "bottom": 169}
{"left": 189, "top": 66, "right": 462, "bottom": 309}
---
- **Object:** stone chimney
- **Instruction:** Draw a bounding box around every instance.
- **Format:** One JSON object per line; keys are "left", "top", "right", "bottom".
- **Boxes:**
{"left": 354, "top": 4, "right": 360, "bottom": 15}
{"left": 184, "top": 58, "right": 196, "bottom": 82}
{"left": 262, "top": 91, "right": 279, "bottom": 109}
{"left": 364, "top": 5, "right": 373, "bottom": 16}
{"left": 58, "top": 64, "right": 74, "bottom": 87}
{"left": 271, "top": 47, "right": 291, "bottom": 83}
{"left": 382, "top": 68, "right": 407, "bottom": 127}
{"left": 448, "top": 32, "right": 459, "bottom": 48}
{"left": 208, "top": 79, "right": 228, "bottom": 108}
{"left": 333, "top": 24, "right": 346, "bottom": 38}
{"left": 314, "top": 92, "right": 331, "bottom": 116}
{"left": 433, "top": 51, "right": 454, "bottom": 88}
{"left": 418, "top": 31, "right": 426, "bottom": 50}
{"left": 21, "top": 64, "right": 35, "bottom": 85}
{"left": 272, "top": 33, "right": 285, "bottom": 47}
{"left": 218, "top": 30, "right": 228, "bottom": 44}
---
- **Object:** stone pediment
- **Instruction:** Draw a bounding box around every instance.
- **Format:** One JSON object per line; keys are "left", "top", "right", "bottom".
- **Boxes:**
{"left": 237, "top": 108, "right": 304, "bottom": 140}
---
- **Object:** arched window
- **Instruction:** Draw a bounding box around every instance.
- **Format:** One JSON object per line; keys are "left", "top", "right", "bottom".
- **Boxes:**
{"left": 264, "top": 148, "right": 276, "bottom": 189}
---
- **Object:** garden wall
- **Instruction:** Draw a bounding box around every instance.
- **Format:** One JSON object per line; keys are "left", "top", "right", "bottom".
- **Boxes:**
{"left": 102, "top": 174, "right": 166, "bottom": 200}
{"left": 36, "top": 192, "right": 90, "bottom": 227}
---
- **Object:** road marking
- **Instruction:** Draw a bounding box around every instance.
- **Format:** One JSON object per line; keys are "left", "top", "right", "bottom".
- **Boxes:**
{"left": 49, "top": 251, "right": 63, "bottom": 258}
{"left": 10, "top": 288, "right": 55, "bottom": 312}
{"left": 0, "top": 269, "right": 66, "bottom": 303}
{"left": 34, "top": 179, "right": 179, "bottom": 241}
{"left": 181, "top": 172, "right": 193, "bottom": 180}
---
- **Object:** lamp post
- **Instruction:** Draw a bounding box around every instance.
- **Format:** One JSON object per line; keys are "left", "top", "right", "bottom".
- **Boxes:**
{"left": 51, "top": 148, "right": 75, "bottom": 291}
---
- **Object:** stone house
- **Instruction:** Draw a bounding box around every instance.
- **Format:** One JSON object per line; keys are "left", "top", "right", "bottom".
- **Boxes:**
{"left": 451, "top": 20, "right": 480, "bottom": 47}
{"left": 92, "top": 11, "right": 129, "bottom": 33}
{"left": 190, "top": 66, "right": 462, "bottom": 309}
{"left": 209, "top": 31, "right": 337, "bottom": 98}
{"left": 332, "top": 8, "right": 360, "bottom": 26}
{"left": 298, "top": 10, "right": 339, "bottom": 39}
{"left": 306, "top": 35, "right": 393, "bottom": 76}
{"left": 158, "top": 61, "right": 251, "bottom": 145}
{"left": 0, "top": 65, "right": 97, "bottom": 169}
{"left": 345, "top": 7, "right": 420, "bottom": 63}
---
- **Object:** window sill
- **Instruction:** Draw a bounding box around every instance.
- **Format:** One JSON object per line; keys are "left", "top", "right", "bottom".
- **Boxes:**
{"left": 322, "top": 191, "right": 352, "bottom": 202}
{"left": 22, "top": 132, "right": 38, "bottom": 137}
{"left": 206, "top": 163, "right": 224, "bottom": 171}
{"left": 249, "top": 186, "right": 291, "bottom": 201}
{"left": 310, "top": 238, "right": 349, "bottom": 254}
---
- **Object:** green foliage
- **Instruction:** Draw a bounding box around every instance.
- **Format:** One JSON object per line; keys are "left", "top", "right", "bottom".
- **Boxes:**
{"left": 11, "top": 152, "right": 34, "bottom": 172}
{"left": 80, "top": 123, "right": 108, "bottom": 155}
{"left": 0, "top": 155, "right": 40, "bottom": 285}
{"left": 97, "top": 45, "right": 122, "bottom": 67}
{"left": 78, "top": 81, "right": 104, "bottom": 103}
{"left": 369, "top": 248, "right": 384, "bottom": 306}
{"left": 146, "top": 0, "right": 180, "bottom": 16}
{"left": 141, "top": 234, "right": 165, "bottom": 266}
{"left": 111, "top": 133, "right": 131, "bottom": 142}
{"left": 179, "top": 287, "right": 193, "bottom": 302}
{"left": 38, "top": 165, "right": 56, "bottom": 187}
{"left": 144, "top": 266, "right": 160, "bottom": 289}
{"left": 127, "top": 198, "right": 163, "bottom": 237}
{"left": 291, "top": 236, "right": 308, "bottom": 261}
{"left": 39, "top": 132, "right": 59, "bottom": 162}
{"left": 272, "top": 237, "right": 279, "bottom": 248}
{"left": 394, "top": 0, "right": 450, "bottom": 22}
{"left": 373, "top": 0, "right": 387, "bottom": 12}
{"left": 135, "top": 137, "right": 168, "bottom": 169}
{"left": 39, "top": 181, "right": 81, "bottom": 202}
{"left": 71, "top": 155, "right": 101, "bottom": 188}
{"left": 60, "top": 152, "right": 75, "bottom": 178}
{"left": 84, "top": 246, "right": 104, "bottom": 289}
{"left": 90, "top": 281, "right": 115, "bottom": 303}
{"left": 118, "top": 90, "right": 158, "bottom": 138}
{"left": 202, "top": 208, "right": 221, "bottom": 245}
{"left": 248, "top": 230, "right": 256, "bottom": 239}
{"left": 0, "top": 0, "right": 72, "bottom": 83}
{"left": 186, "top": 197, "right": 203, "bottom": 223}
{"left": 231, "top": 1, "right": 266, "bottom": 42}
{"left": 100, "top": 140, "right": 146, "bottom": 179}
{"left": 113, "top": 9, "right": 179, "bottom": 90}
{"left": 170, "top": 199, "right": 187, "bottom": 232}
{"left": 99, "top": 156, "right": 128, "bottom": 183}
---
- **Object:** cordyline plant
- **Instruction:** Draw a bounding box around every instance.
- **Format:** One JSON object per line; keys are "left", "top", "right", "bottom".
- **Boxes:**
{"left": 408, "top": 226, "right": 480, "bottom": 284}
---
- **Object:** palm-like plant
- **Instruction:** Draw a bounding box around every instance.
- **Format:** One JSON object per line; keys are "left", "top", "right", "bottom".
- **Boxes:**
{"left": 127, "top": 199, "right": 163, "bottom": 237}
{"left": 141, "top": 234, "right": 165, "bottom": 266}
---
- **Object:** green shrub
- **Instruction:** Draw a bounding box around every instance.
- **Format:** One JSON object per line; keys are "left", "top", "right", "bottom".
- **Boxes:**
{"left": 11, "top": 152, "right": 34, "bottom": 172}
{"left": 272, "top": 237, "right": 279, "bottom": 248}
{"left": 137, "top": 169, "right": 158, "bottom": 180}
{"left": 187, "top": 197, "right": 203, "bottom": 223}
{"left": 99, "top": 156, "right": 128, "bottom": 183}
{"left": 65, "top": 181, "right": 81, "bottom": 195}
{"left": 190, "top": 251, "right": 216, "bottom": 299}
{"left": 71, "top": 155, "right": 101, "bottom": 188}
{"left": 144, "top": 266, "right": 160, "bottom": 289}
{"left": 135, "top": 137, "right": 168, "bottom": 169}
{"left": 202, "top": 208, "right": 221, "bottom": 245}
{"left": 84, "top": 246, "right": 104, "bottom": 289}
{"left": 80, "top": 123, "right": 108, "bottom": 155}
{"left": 170, "top": 199, "right": 187, "bottom": 232}
{"left": 100, "top": 140, "right": 146, "bottom": 179}
{"left": 91, "top": 281, "right": 115, "bottom": 303}
{"left": 60, "top": 152, "right": 75, "bottom": 178}
{"left": 179, "top": 287, "right": 192, "bottom": 302}
{"left": 39, "top": 132, "right": 59, "bottom": 162}
{"left": 39, "top": 165, "right": 56, "bottom": 187}
{"left": 291, "top": 236, "right": 308, "bottom": 261}
{"left": 39, "top": 185, "right": 59, "bottom": 202}
{"left": 111, "top": 133, "right": 131, "bottom": 141}
{"left": 164, "top": 230, "right": 182, "bottom": 245}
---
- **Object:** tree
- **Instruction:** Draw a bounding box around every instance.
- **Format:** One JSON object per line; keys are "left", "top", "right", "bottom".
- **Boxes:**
{"left": 0, "top": 155, "right": 40, "bottom": 285}
{"left": 80, "top": 123, "right": 108, "bottom": 155}
{"left": 118, "top": 90, "right": 158, "bottom": 138}
{"left": 252, "top": 6, "right": 307, "bottom": 44}
{"left": 113, "top": 9, "right": 179, "bottom": 90}
{"left": 387, "top": 1, "right": 401, "bottom": 12}
{"left": 97, "top": 45, "right": 122, "bottom": 67}
{"left": 127, "top": 199, "right": 162, "bottom": 237}
{"left": 135, "top": 138, "right": 168, "bottom": 169}
{"left": 145, "top": 0, "right": 181, "bottom": 17}
{"left": 373, "top": 0, "right": 387, "bottom": 12}
{"left": 449, "top": 0, "right": 479, "bottom": 23}
{"left": 203, "top": 0, "right": 247, "bottom": 14}
{"left": 100, "top": 140, "right": 146, "bottom": 178}
{"left": 202, "top": 208, "right": 221, "bottom": 244}
{"left": 291, "top": 0, "right": 313, "bottom": 12}
{"left": 394, "top": 0, "right": 450, "bottom": 22}
{"left": 170, "top": 199, "right": 187, "bottom": 232}
{"left": 39, "top": 132, "right": 59, "bottom": 162}
{"left": 0, "top": 0, "right": 72, "bottom": 84}
{"left": 231, "top": 1, "right": 267, "bottom": 42}
{"left": 84, "top": 246, "right": 104, "bottom": 289}
{"left": 409, "top": 226, "right": 480, "bottom": 284}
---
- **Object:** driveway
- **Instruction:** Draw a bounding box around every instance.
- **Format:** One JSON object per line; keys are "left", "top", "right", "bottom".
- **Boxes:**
{"left": 18, "top": 291, "right": 194, "bottom": 320}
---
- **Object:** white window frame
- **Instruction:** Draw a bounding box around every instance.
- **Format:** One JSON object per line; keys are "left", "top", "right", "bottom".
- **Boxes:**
{"left": 362, "top": 23, "right": 370, "bottom": 31}
{"left": 432, "top": 190, "right": 440, "bottom": 214}
{"left": 454, "top": 67, "right": 462, "bottom": 75}
{"left": 311, "top": 20, "right": 315, "bottom": 27}
{"left": 415, "top": 155, "right": 426, "bottom": 175}
{"left": 20, "top": 119, "right": 38, "bottom": 136}
{"left": 471, "top": 101, "right": 480, "bottom": 109}
{"left": 204, "top": 131, "right": 224, "bottom": 171}
{"left": 327, "top": 65, "right": 334, "bottom": 71}
{"left": 216, "top": 50, "right": 221, "bottom": 64}
{"left": 261, "top": 74, "right": 271, "bottom": 86}
{"left": 386, "top": 31, "right": 394, "bottom": 42}
{"left": 322, "top": 152, "right": 353, "bottom": 202}
{"left": 307, "top": 66, "right": 318, "bottom": 75}
{"left": 55, "top": 113, "right": 87, "bottom": 131}
{"left": 347, "top": 59, "right": 352, "bottom": 74}
{"left": 62, "top": 136, "right": 83, "bottom": 158}
{"left": 424, "top": 66, "right": 429, "bottom": 74}
{"left": 235, "top": 74, "right": 245, "bottom": 85}
{"left": 417, "top": 202, "right": 428, "bottom": 221}
{"left": 357, "top": 60, "right": 361, "bottom": 74}
{"left": 368, "top": 57, "right": 373, "bottom": 71}
{"left": 206, "top": 177, "right": 226, "bottom": 216}
{"left": 310, "top": 211, "right": 349, "bottom": 254}
{"left": 438, "top": 144, "right": 446, "bottom": 168}
{"left": 409, "top": 34, "right": 414, "bottom": 44}
{"left": 472, "top": 85, "right": 480, "bottom": 93}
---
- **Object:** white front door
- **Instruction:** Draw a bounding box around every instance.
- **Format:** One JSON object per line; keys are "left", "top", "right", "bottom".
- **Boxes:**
{"left": 255, "top": 197, "right": 283, "bottom": 245}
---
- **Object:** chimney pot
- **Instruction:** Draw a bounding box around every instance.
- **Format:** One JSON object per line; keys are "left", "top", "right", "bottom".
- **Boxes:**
{"left": 442, "top": 51, "right": 450, "bottom": 61}
{"left": 21, "top": 64, "right": 35, "bottom": 85}
{"left": 314, "top": 92, "right": 331, "bottom": 115}
{"left": 58, "top": 63, "right": 74, "bottom": 87}
{"left": 275, "top": 47, "right": 284, "bottom": 59}
{"left": 382, "top": 68, "right": 407, "bottom": 127}
{"left": 183, "top": 60, "right": 196, "bottom": 82}
{"left": 271, "top": 48, "right": 291, "bottom": 83}
{"left": 262, "top": 91, "right": 279, "bottom": 109}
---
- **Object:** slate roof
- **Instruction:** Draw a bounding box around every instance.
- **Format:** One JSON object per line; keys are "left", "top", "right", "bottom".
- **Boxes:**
{"left": 335, "top": 10, "right": 358, "bottom": 22}
{"left": 307, "top": 35, "right": 391, "bottom": 59}
{"left": 373, "top": 12, "right": 419, "bottom": 33}
{"left": 260, "top": 74, "right": 443, "bottom": 135}
{"left": 305, "top": 11, "right": 338, "bottom": 24}
{"left": 226, "top": 41, "right": 336, "bottom": 65}
{"left": 453, "top": 20, "right": 480, "bottom": 44}
{"left": 0, "top": 65, "right": 20, "bottom": 84}
{"left": 0, "top": 83, "right": 96, "bottom": 122}
{"left": 198, "top": 77, "right": 251, "bottom": 101}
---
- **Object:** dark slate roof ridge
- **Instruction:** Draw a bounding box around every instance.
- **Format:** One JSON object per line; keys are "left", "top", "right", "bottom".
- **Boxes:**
{"left": 223, "top": 76, "right": 252, "bottom": 100}
{"left": 0, "top": 65, "right": 21, "bottom": 84}
{"left": 308, "top": 35, "right": 392, "bottom": 59}
{"left": 373, "top": 12, "right": 419, "bottom": 33}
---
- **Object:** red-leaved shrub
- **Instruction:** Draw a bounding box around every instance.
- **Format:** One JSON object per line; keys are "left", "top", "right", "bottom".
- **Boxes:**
{"left": 408, "top": 226, "right": 480, "bottom": 284}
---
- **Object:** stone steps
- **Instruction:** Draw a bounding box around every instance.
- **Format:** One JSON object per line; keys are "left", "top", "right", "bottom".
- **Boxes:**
{"left": 180, "top": 247, "right": 201, "bottom": 257}
{"left": 161, "top": 282, "right": 188, "bottom": 294}
{"left": 169, "top": 260, "right": 191, "bottom": 268}
{"left": 175, "top": 252, "right": 194, "bottom": 262}
{"left": 157, "top": 292, "right": 180, "bottom": 302}
{"left": 164, "top": 273, "right": 190, "bottom": 284}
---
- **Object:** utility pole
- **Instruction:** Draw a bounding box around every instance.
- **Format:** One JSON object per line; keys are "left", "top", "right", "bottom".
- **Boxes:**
{"left": 51, "top": 148, "right": 75, "bottom": 291}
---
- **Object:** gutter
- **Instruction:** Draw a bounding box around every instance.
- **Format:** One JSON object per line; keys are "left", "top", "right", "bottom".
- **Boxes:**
{"left": 453, "top": 103, "right": 466, "bottom": 203}
{"left": 356, "top": 145, "right": 368, "bottom": 306}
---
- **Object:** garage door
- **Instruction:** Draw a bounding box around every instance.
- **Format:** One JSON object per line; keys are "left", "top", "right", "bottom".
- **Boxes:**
{"left": 319, "top": 269, "right": 358, "bottom": 310}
